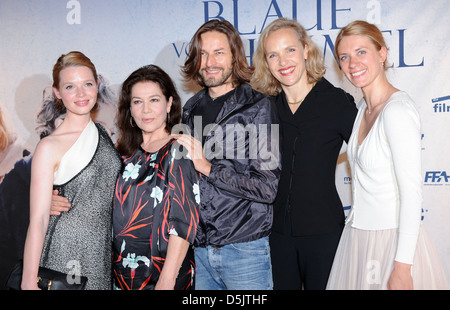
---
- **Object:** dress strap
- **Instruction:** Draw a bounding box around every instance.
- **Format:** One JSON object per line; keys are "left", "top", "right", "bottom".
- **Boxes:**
{"left": 53, "top": 120, "right": 99, "bottom": 185}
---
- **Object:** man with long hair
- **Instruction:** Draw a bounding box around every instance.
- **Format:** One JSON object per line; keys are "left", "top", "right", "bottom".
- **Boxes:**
{"left": 175, "top": 19, "right": 281, "bottom": 290}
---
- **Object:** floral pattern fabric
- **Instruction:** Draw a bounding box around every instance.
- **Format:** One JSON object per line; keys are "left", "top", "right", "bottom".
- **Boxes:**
{"left": 112, "top": 139, "right": 200, "bottom": 290}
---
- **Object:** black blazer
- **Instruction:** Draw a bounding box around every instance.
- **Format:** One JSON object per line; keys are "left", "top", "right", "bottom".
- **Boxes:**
{"left": 272, "top": 78, "right": 357, "bottom": 236}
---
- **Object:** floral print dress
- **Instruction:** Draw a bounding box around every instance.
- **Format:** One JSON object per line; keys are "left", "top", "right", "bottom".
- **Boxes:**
{"left": 112, "top": 139, "right": 200, "bottom": 290}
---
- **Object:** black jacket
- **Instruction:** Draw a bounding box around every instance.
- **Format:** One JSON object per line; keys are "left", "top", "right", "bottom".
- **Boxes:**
{"left": 273, "top": 78, "right": 357, "bottom": 236}
{"left": 182, "top": 83, "right": 281, "bottom": 247}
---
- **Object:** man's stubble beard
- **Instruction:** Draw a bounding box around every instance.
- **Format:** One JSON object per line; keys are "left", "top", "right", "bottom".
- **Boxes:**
{"left": 200, "top": 66, "right": 233, "bottom": 88}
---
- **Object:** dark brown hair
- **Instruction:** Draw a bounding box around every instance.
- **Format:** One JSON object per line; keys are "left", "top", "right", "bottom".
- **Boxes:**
{"left": 116, "top": 65, "right": 181, "bottom": 156}
{"left": 181, "top": 19, "right": 253, "bottom": 88}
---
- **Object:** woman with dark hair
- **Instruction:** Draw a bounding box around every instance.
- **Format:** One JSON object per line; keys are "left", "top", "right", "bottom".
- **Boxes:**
{"left": 112, "top": 65, "right": 199, "bottom": 290}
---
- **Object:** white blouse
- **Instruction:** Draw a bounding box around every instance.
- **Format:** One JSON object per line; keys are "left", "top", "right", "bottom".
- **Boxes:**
{"left": 346, "top": 91, "right": 423, "bottom": 264}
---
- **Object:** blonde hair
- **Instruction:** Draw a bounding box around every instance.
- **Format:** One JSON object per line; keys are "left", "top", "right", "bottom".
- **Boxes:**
{"left": 252, "top": 18, "right": 325, "bottom": 96}
{"left": 0, "top": 108, "right": 10, "bottom": 150}
{"left": 335, "top": 20, "right": 388, "bottom": 70}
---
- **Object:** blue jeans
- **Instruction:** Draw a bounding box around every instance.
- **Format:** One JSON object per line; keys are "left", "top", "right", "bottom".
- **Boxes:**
{"left": 194, "top": 236, "right": 273, "bottom": 290}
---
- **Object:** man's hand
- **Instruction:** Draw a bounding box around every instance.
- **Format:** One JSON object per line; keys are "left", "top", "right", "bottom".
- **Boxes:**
{"left": 50, "top": 189, "right": 71, "bottom": 215}
{"left": 172, "top": 134, "right": 211, "bottom": 176}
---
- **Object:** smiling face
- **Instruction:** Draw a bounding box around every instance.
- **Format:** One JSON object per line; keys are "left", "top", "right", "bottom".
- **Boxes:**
{"left": 264, "top": 27, "right": 309, "bottom": 90}
{"left": 199, "top": 31, "right": 234, "bottom": 96}
{"left": 53, "top": 66, "right": 98, "bottom": 117}
{"left": 130, "top": 81, "right": 172, "bottom": 137}
{"left": 337, "top": 34, "right": 387, "bottom": 90}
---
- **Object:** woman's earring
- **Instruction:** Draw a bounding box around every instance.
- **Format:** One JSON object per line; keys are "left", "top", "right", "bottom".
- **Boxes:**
{"left": 130, "top": 117, "right": 135, "bottom": 128}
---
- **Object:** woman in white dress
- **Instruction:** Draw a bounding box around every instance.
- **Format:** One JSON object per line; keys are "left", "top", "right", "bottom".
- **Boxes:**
{"left": 326, "top": 20, "right": 449, "bottom": 290}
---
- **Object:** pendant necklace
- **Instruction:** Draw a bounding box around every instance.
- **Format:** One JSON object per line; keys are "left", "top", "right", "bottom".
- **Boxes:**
{"left": 287, "top": 82, "right": 316, "bottom": 105}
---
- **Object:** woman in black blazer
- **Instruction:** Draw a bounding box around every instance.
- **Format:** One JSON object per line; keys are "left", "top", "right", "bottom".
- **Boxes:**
{"left": 252, "top": 18, "right": 357, "bottom": 290}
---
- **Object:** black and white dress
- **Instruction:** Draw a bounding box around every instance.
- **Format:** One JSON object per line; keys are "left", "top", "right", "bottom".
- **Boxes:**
{"left": 40, "top": 120, "right": 122, "bottom": 290}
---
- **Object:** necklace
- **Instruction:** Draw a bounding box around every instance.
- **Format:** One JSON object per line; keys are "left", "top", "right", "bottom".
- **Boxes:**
{"left": 367, "top": 105, "right": 379, "bottom": 114}
{"left": 367, "top": 102, "right": 384, "bottom": 114}
{"left": 287, "top": 82, "right": 316, "bottom": 105}
{"left": 288, "top": 97, "right": 307, "bottom": 105}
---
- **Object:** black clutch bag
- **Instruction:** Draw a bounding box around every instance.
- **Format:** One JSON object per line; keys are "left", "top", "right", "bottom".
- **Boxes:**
{"left": 6, "top": 261, "right": 88, "bottom": 290}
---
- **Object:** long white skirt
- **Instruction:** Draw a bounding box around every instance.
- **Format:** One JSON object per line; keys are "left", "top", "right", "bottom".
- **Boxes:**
{"left": 326, "top": 223, "right": 449, "bottom": 290}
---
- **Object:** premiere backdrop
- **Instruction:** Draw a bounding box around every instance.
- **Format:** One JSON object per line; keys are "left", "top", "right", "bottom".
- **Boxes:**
{"left": 1, "top": 0, "right": 449, "bottom": 285}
